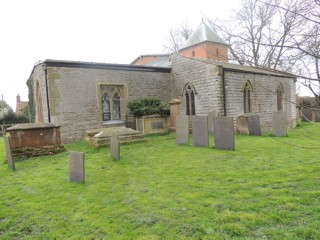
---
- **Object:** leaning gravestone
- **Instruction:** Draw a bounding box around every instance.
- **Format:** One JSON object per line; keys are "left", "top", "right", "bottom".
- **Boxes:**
{"left": 213, "top": 117, "right": 235, "bottom": 150}
{"left": 4, "top": 135, "right": 15, "bottom": 170}
{"left": 314, "top": 109, "right": 320, "bottom": 122}
{"left": 272, "top": 111, "right": 287, "bottom": 137}
{"left": 247, "top": 115, "right": 261, "bottom": 136}
{"left": 236, "top": 115, "right": 249, "bottom": 134}
{"left": 301, "top": 108, "right": 313, "bottom": 122}
{"left": 69, "top": 151, "right": 85, "bottom": 183}
{"left": 192, "top": 116, "right": 209, "bottom": 147}
{"left": 176, "top": 116, "right": 189, "bottom": 145}
{"left": 110, "top": 132, "right": 120, "bottom": 160}
{"left": 207, "top": 110, "right": 216, "bottom": 135}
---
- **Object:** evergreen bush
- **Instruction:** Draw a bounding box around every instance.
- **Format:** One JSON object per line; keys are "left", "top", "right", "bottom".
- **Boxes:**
{"left": 127, "top": 98, "right": 170, "bottom": 117}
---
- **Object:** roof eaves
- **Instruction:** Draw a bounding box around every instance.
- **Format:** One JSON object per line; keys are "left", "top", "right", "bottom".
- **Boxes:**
{"left": 35, "top": 59, "right": 171, "bottom": 73}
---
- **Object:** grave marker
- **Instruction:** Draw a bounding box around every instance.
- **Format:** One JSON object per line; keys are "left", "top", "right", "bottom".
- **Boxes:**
{"left": 4, "top": 135, "right": 15, "bottom": 170}
{"left": 213, "top": 117, "right": 235, "bottom": 150}
{"left": 192, "top": 116, "right": 209, "bottom": 147}
{"left": 69, "top": 151, "right": 85, "bottom": 183}
{"left": 110, "top": 133, "right": 120, "bottom": 160}
{"left": 176, "top": 116, "right": 189, "bottom": 144}
{"left": 208, "top": 110, "right": 216, "bottom": 135}
{"left": 247, "top": 115, "right": 261, "bottom": 136}
{"left": 272, "top": 111, "right": 287, "bottom": 137}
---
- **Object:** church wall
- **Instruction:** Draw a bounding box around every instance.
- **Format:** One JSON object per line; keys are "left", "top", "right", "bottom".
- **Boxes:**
{"left": 224, "top": 71, "right": 297, "bottom": 131}
{"left": 35, "top": 66, "right": 171, "bottom": 143}
{"left": 170, "top": 54, "right": 297, "bottom": 132}
{"left": 32, "top": 64, "right": 48, "bottom": 124}
{"left": 170, "top": 54, "right": 224, "bottom": 116}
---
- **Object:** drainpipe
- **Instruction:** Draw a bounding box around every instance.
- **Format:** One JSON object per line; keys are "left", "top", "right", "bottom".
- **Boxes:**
{"left": 44, "top": 64, "right": 51, "bottom": 123}
{"left": 221, "top": 67, "right": 227, "bottom": 116}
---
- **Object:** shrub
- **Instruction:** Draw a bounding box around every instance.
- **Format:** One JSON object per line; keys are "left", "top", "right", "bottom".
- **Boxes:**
{"left": 127, "top": 98, "right": 170, "bottom": 117}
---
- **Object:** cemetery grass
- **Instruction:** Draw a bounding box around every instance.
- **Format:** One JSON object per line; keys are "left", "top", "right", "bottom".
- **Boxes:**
{"left": 1, "top": 122, "right": 320, "bottom": 239}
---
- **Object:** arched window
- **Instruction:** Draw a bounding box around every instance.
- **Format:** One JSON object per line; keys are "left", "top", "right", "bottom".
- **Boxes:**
{"left": 102, "top": 92, "right": 111, "bottom": 121}
{"left": 101, "top": 85, "right": 123, "bottom": 122}
{"left": 276, "top": 84, "right": 284, "bottom": 111}
{"left": 243, "top": 81, "right": 253, "bottom": 113}
{"left": 113, "top": 92, "right": 121, "bottom": 120}
{"left": 184, "top": 83, "right": 196, "bottom": 116}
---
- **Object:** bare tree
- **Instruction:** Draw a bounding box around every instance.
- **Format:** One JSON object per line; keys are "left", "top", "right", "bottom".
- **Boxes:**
{"left": 208, "top": 0, "right": 320, "bottom": 103}
{"left": 163, "top": 21, "right": 193, "bottom": 53}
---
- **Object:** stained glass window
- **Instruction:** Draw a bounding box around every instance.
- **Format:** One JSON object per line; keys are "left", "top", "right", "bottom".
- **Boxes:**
{"left": 102, "top": 92, "right": 111, "bottom": 121}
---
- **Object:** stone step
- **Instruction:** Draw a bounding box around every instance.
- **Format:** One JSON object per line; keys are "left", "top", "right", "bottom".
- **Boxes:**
{"left": 86, "top": 126, "right": 145, "bottom": 147}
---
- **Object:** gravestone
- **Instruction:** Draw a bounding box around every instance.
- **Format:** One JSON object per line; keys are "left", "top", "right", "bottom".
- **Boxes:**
{"left": 236, "top": 115, "right": 249, "bottom": 134}
{"left": 176, "top": 116, "right": 189, "bottom": 144}
{"left": 314, "top": 109, "right": 320, "bottom": 122}
{"left": 213, "top": 117, "right": 235, "bottom": 150}
{"left": 110, "top": 132, "right": 120, "bottom": 160}
{"left": 301, "top": 108, "right": 313, "bottom": 122}
{"left": 192, "top": 116, "right": 209, "bottom": 147}
{"left": 272, "top": 111, "right": 287, "bottom": 137}
{"left": 4, "top": 135, "right": 15, "bottom": 170}
{"left": 69, "top": 151, "right": 85, "bottom": 183}
{"left": 247, "top": 115, "right": 261, "bottom": 136}
{"left": 207, "top": 110, "right": 216, "bottom": 135}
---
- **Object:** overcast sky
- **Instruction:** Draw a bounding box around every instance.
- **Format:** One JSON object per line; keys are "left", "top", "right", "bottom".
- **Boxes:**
{"left": 1, "top": 0, "right": 312, "bottom": 111}
{"left": 1, "top": 0, "right": 245, "bottom": 109}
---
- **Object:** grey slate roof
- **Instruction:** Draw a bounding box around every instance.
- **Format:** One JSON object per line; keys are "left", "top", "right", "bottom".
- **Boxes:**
{"left": 180, "top": 21, "right": 228, "bottom": 50}
{"left": 192, "top": 56, "right": 296, "bottom": 78}
{"left": 131, "top": 54, "right": 170, "bottom": 67}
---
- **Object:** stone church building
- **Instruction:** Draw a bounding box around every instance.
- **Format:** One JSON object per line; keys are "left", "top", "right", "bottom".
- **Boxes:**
{"left": 28, "top": 21, "right": 297, "bottom": 143}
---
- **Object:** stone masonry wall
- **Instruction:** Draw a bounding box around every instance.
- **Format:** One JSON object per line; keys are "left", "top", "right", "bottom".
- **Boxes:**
{"left": 170, "top": 54, "right": 224, "bottom": 116}
{"left": 224, "top": 70, "right": 297, "bottom": 131}
{"left": 170, "top": 54, "right": 297, "bottom": 132}
{"left": 42, "top": 66, "right": 170, "bottom": 143}
{"left": 32, "top": 64, "right": 49, "bottom": 123}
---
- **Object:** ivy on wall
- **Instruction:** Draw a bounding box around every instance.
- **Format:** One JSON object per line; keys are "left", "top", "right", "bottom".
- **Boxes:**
{"left": 26, "top": 77, "right": 35, "bottom": 123}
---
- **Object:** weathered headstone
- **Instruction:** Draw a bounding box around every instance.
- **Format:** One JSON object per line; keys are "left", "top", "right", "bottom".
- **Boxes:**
{"left": 314, "top": 109, "right": 320, "bottom": 122}
{"left": 236, "top": 115, "right": 249, "bottom": 134}
{"left": 176, "top": 116, "right": 189, "bottom": 144}
{"left": 272, "top": 111, "right": 287, "bottom": 137}
{"left": 247, "top": 115, "right": 261, "bottom": 136}
{"left": 192, "top": 116, "right": 209, "bottom": 147}
{"left": 69, "top": 151, "right": 85, "bottom": 183}
{"left": 4, "top": 135, "right": 15, "bottom": 170}
{"left": 207, "top": 110, "right": 216, "bottom": 135}
{"left": 213, "top": 116, "right": 235, "bottom": 150}
{"left": 110, "top": 133, "right": 120, "bottom": 160}
{"left": 301, "top": 108, "right": 313, "bottom": 122}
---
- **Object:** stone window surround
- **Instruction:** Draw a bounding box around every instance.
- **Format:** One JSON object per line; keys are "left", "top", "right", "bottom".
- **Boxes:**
{"left": 98, "top": 83, "right": 128, "bottom": 126}
{"left": 242, "top": 80, "right": 253, "bottom": 114}
{"left": 182, "top": 82, "right": 197, "bottom": 116}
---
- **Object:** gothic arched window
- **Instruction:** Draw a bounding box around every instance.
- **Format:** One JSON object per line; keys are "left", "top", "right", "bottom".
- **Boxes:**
{"left": 113, "top": 92, "right": 121, "bottom": 120}
{"left": 243, "top": 81, "right": 253, "bottom": 113}
{"left": 102, "top": 92, "right": 111, "bottom": 121}
{"left": 184, "top": 83, "right": 196, "bottom": 116}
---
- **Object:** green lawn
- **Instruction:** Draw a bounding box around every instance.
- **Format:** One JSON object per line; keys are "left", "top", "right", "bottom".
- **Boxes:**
{"left": 1, "top": 122, "right": 320, "bottom": 239}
